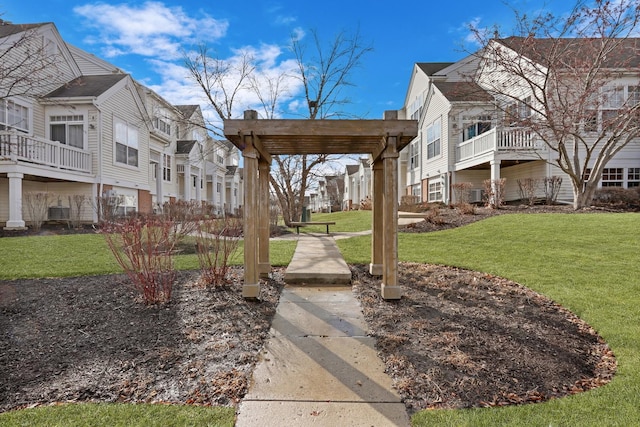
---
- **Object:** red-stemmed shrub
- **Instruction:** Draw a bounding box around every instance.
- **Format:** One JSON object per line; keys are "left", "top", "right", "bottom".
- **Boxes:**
{"left": 194, "top": 216, "right": 243, "bottom": 287}
{"left": 101, "top": 215, "right": 177, "bottom": 304}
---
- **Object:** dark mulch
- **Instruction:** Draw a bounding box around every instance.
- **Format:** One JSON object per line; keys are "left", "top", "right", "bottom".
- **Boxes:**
{"left": 0, "top": 205, "right": 618, "bottom": 414}
{"left": 0, "top": 269, "right": 283, "bottom": 412}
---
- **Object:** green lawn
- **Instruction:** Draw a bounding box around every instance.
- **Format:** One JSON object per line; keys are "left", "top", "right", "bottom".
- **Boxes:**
{"left": 0, "top": 234, "right": 297, "bottom": 279}
{"left": 2, "top": 212, "right": 639, "bottom": 426}
{"left": 338, "top": 212, "right": 640, "bottom": 426}
{"left": 290, "top": 210, "right": 372, "bottom": 233}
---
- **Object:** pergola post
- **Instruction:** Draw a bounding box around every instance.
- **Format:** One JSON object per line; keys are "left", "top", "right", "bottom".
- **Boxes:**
{"left": 241, "top": 112, "right": 260, "bottom": 298}
{"left": 381, "top": 111, "right": 401, "bottom": 299}
{"left": 258, "top": 159, "right": 271, "bottom": 277}
{"left": 369, "top": 160, "right": 384, "bottom": 276}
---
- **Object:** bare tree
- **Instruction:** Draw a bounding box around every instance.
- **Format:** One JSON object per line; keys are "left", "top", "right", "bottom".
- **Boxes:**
{"left": 0, "top": 20, "right": 64, "bottom": 99}
{"left": 470, "top": 0, "right": 640, "bottom": 209}
{"left": 185, "top": 45, "right": 255, "bottom": 137}
{"left": 268, "top": 28, "right": 373, "bottom": 224}
{"left": 186, "top": 28, "right": 372, "bottom": 224}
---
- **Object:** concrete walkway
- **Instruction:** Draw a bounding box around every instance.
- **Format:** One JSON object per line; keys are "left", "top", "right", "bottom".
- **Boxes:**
{"left": 235, "top": 234, "right": 410, "bottom": 427}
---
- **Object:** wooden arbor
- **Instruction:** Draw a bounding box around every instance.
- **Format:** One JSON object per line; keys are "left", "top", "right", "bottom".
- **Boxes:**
{"left": 224, "top": 110, "right": 418, "bottom": 299}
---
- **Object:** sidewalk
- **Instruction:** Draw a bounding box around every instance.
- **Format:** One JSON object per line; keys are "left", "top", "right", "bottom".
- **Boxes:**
{"left": 235, "top": 235, "right": 410, "bottom": 427}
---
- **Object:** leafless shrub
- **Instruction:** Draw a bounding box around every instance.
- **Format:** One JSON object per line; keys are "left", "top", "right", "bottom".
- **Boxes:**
{"left": 360, "top": 196, "right": 372, "bottom": 210}
{"left": 456, "top": 202, "right": 476, "bottom": 215}
{"left": 543, "top": 176, "right": 563, "bottom": 205}
{"left": 93, "top": 194, "right": 120, "bottom": 224}
{"left": 68, "top": 194, "right": 88, "bottom": 229}
{"left": 452, "top": 182, "right": 472, "bottom": 205}
{"left": 425, "top": 208, "right": 446, "bottom": 225}
{"left": 162, "top": 200, "right": 203, "bottom": 243}
{"left": 100, "top": 215, "right": 177, "bottom": 304}
{"left": 23, "top": 192, "right": 52, "bottom": 231}
{"left": 194, "top": 216, "right": 243, "bottom": 287}
{"left": 593, "top": 187, "right": 640, "bottom": 207}
{"left": 400, "top": 195, "right": 421, "bottom": 212}
{"left": 517, "top": 178, "right": 540, "bottom": 206}
{"left": 483, "top": 178, "right": 506, "bottom": 209}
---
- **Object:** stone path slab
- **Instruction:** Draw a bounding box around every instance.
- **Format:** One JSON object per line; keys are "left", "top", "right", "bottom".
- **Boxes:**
{"left": 235, "top": 285, "right": 409, "bottom": 427}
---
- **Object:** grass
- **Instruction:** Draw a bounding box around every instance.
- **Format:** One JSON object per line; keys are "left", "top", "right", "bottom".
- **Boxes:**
{"left": 0, "top": 403, "right": 234, "bottom": 427}
{"left": 2, "top": 212, "right": 639, "bottom": 426}
{"left": 338, "top": 212, "right": 640, "bottom": 426}
{"left": 0, "top": 235, "right": 297, "bottom": 279}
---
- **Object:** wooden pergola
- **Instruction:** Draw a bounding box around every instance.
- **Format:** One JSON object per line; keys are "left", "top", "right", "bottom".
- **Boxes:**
{"left": 224, "top": 110, "right": 418, "bottom": 300}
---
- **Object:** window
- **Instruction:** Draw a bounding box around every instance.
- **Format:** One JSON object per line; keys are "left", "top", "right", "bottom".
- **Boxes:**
{"left": 628, "top": 86, "right": 640, "bottom": 106}
{"left": 601, "top": 168, "right": 623, "bottom": 187}
{"left": 153, "top": 117, "right": 171, "bottom": 136}
{"left": 409, "top": 141, "right": 419, "bottom": 170}
{"left": 216, "top": 182, "right": 222, "bottom": 193}
{"left": 50, "top": 115, "right": 84, "bottom": 149}
{"left": 428, "top": 180, "right": 442, "bottom": 202}
{"left": 426, "top": 117, "right": 441, "bottom": 159}
{"left": 0, "top": 99, "right": 30, "bottom": 132}
{"left": 115, "top": 119, "right": 139, "bottom": 167}
{"left": 162, "top": 153, "right": 171, "bottom": 182}
{"left": 628, "top": 168, "right": 640, "bottom": 188}
{"left": 463, "top": 116, "right": 492, "bottom": 141}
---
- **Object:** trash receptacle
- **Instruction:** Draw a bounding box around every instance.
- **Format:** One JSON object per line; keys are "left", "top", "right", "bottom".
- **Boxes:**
{"left": 301, "top": 207, "right": 311, "bottom": 222}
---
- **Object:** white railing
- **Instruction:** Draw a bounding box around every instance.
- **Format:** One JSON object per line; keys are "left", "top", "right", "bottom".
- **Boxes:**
{"left": 0, "top": 131, "right": 92, "bottom": 174}
{"left": 456, "top": 127, "right": 545, "bottom": 163}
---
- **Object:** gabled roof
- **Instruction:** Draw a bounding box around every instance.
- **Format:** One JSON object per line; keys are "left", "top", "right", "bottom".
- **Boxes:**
{"left": 0, "top": 21, "right": 45, "bottom": 37}
{"left": 45, "top": 74, "right": 128, "bottom": 98}
{"left": 345, "top": 164, "right": 360, "bottom": 175}
{"left": 432, "top": 81, "right": 493, "bottom": 102}
{"left": 176, "top": 140, "right": 197, "bottom": 154}
{"left": 175, "top": 105, "right": 199, "bottom": 118}
{"left": 496, "top": 37, "right": 640, "bottom": 68}
{"left": 416, "top": 62, "right": 454, "bottom": 76}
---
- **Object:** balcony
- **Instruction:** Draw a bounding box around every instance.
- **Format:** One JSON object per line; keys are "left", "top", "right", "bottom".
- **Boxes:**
{"left": 0, "top": 131, "right": 92, "bottom": 174}
{"left": 456, "top": 127, "right": 546, "bottom": 165}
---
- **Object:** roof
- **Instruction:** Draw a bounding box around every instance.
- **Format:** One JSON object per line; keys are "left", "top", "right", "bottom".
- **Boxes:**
{"left": 226, "top": 165, "right": 237, "bottom": 176}
{"left": 45, "top": 74, "right": 128, "bottom": 98}
{"left": 496, "top": 37, "right": 640, "bottom": 68}
{"left": 0, "top": 21, "right": 45, "bottom": 38}
{"left": 345, "top": 164, "right": 360, "bottom": 175}
{"left": 432, "top": 81, "right": 493, "bottom": 102}
{"left": 416, "top": 62, "right": 454, "bottom": 76}
{"left": 175, "top": 105, "right": 198, "bottom": 118}
{"left": 176, "top": 140, "right": 197, "bottom": 154}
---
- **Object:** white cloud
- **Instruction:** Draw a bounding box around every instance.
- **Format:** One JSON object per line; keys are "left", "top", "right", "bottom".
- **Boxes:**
{"left": 73, "top": 1, "right": 228, "bottom": 59}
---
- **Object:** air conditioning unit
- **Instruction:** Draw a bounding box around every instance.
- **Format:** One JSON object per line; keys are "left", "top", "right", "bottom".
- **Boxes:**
{"left": 469, "top": 189, "right": 484, "bottom": 203}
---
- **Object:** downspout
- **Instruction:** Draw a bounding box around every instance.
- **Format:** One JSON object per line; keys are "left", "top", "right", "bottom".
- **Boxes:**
{"left": 94, "top": 100, "right": 103, "bottom": 203}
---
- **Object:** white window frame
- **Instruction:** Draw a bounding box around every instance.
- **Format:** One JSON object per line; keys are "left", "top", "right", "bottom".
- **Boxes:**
{"left": 49, "top": 114, "right": 85, "bottom": 149}
{"left": 627, "top": 167, "right": 640, "bottom": 188}
{"left": 601, "top": 168, "right": 624, "bottom": 187}
{"left": 153, "top": 116, "right": 171, "bottom": 136}
{"left": 0, "top": 99, "right": 31, "bottom": 132}
{"left": 426, "top": 117, "right": 441, "bottom": 160}
{"left": 409, "top": 140, "right": 420, "bottom": 170}
{"left": 162, "top": 153, "right": 172, "bottom": 182}
{"left": 114, "top": 118, "right": 139, "bottom": 168}
{"left": 428, "top": 180, "right": 442, "bottom": 202}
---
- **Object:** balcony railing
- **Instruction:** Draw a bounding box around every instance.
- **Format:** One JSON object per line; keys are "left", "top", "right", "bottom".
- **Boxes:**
{"left": 0, "top": 131, "right": 92, "bottom": 174}
{"left": 456, "top": 127, "right": 545, "bottom": 163}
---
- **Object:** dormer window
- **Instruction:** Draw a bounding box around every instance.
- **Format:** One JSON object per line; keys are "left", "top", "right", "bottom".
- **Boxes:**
{"left": 153, "top": 117, "right": 171, "bottom": 136}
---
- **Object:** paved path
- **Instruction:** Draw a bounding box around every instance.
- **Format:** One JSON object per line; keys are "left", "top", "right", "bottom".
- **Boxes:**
{"left": 235, "top": 234, "right": 410, "bottom": 427}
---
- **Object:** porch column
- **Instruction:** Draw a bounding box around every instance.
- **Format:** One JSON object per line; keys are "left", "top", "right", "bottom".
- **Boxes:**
{"left": 490, "top": 159, "right": 501, "bottom": 206}
{"left": 183, "top": 162, "right": 191, "bottom": 201}
{"left": 220, "top": 173, "right": 227, "bottom": 215}
{"left": 369, "top": 160, "right": 383, "bottom": 276}
{"left": 242, "top": 131, "right": 260, "bottom": 298}
{"left": 5, "top": 172, "right": 26, "bottom": 229}
{"left": 195, "top": 168, "right": 202, "bottom": 202}
{"left": 155, "top": 163, "right": 163, "bottom": 209}
{"left": 381, "top": 134, "right": 400, "bottom": 300}
{"left": 258, "top": 160, "right": 271, "bottom": 277}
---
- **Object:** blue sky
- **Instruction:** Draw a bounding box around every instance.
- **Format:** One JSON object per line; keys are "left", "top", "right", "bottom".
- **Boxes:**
{"left": 2, "top": 0, "right": 572, "bottom": 120}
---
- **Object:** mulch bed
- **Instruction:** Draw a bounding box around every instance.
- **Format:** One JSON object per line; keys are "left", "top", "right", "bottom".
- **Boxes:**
{"left": 0, "top": 206, "right": 618, "bottom": 414}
